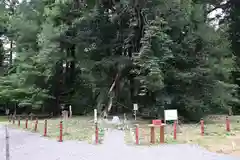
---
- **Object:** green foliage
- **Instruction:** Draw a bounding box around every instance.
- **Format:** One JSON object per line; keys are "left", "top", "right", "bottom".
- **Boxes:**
{"left": 0, "top": 0, "right": 238, "bottom": 120}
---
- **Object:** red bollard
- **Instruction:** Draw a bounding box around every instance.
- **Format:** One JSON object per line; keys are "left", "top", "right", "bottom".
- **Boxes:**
{"left": 95, "top": 123, "right": 98, "bottom": 144}
{"left": 135, "top": 124, "right": 139, "bottom": 145}
{"left": 173, "top": 121, "right": 177, "bottom": 140}
{"left": 226, "top": 116, "right": 230, "bottom": 132}
{"left": 18, "top": 116, "right": 20, "bottom": 127}
{"left": 25, "top": 118, "right": 28, "bottom": 129}
{"left": 34, "top": 118, "right": 38, "bottom": 132}
{"left": 200, "top": 118, "right": 204, "bottom": 136}
{"left": 59, "top": 121, "right": 63, "bottom": 142}
{"left": 44, "top": 119, "right": 47, "bottom": 137}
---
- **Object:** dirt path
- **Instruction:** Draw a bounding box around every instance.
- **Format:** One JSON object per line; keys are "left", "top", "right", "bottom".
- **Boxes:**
{"left": 0, "top": 125, "right": 239, "bottom": 160}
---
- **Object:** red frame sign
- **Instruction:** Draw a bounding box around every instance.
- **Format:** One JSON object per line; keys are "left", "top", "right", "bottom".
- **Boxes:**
{"left": 152, "top": 119, "right": 162, "bottom": 125}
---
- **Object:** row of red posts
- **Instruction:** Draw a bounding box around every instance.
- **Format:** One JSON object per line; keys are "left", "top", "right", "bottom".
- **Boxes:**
{"left": 134, "top": 116, "right": 231, "bottom": 145}
{"left": 11, "top": 116, "right": 231, "bottom": 145}
{"left": 200, "top": 116, "right": 231, "bottom": 135}
{"left": 10, "top": 117, "right": 63, "bottom": 142}
{"left": 11, "top": 116, "right": 98, "bottom": 144}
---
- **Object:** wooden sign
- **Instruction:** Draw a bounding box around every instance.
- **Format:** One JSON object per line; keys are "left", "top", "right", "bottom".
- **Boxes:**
{"left": 152, "top": 119, "right": 162, "bottom": 125}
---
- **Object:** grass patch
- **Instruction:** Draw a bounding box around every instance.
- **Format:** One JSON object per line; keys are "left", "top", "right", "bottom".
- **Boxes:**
{"left": 0, "top": 116, "right": 8, "bottom": 123}
{"left": 9, "top": 116, "right": 95, "bottom": 143}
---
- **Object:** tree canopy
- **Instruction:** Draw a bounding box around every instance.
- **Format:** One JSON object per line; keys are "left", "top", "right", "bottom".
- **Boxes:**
{"left": 0, "top": 0, "right": 239, "bottom": 121}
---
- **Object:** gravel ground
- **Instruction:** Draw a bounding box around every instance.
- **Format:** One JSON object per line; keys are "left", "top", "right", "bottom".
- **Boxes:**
{"left": 0, "top": 125, "right": 239, "bottom": 160}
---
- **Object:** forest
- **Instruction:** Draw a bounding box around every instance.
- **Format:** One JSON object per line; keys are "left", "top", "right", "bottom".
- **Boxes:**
{"left": 0, "top": 0, "right": 240, "bottom": 121}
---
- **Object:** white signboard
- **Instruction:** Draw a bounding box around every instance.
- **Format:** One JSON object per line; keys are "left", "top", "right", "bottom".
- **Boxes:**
{"left": 133, "top": 104, "right": 138, "bottom": 110}
{"left": 94, "top": 109, "right": 97, "bottom": 123}
{"left": 164, "top": 109, "right": 178, "bottom": 121}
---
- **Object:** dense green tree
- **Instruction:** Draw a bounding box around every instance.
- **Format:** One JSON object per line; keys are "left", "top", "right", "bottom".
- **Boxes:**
{"left": 0, "top": 0, "right": 238, "bottom": 120}
{"left": 227, "top": 1, "right": 240, "bottom": 113}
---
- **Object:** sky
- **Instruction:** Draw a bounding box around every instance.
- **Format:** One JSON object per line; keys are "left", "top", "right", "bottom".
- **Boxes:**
{"left": 208, "top": 8, "right": 224, "bottom": 28}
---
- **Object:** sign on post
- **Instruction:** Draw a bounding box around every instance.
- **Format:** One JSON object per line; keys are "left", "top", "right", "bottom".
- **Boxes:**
{"left": 69, "top": 105, "right": 72, "bottom": 118}
{"left": 94, "top": 109, "right": 97, "bottom": 123}
{"left": 62, "top": 110, "right": 68, "bottom": 133}
{"left": 164, "top": 109, "right": 178, "bottom": 122}
{"left": 133, "top": 104, "right": 138, "bottom": 120}
{"left": 133, "top": 104, "right": 138, "bottom": 110}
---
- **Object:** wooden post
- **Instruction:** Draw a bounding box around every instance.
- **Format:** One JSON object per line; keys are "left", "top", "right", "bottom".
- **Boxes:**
{"left": 12, "top": 116, "right": 15, "bottom": 125}
{"left": 200, "top": 118, "right": 204, "bottom": 136}
{"left": 226, "top": 116, "right": 230, "bottom": 132}
{"left": 149, "top": 124, "right": 155, "bottom": 144}
{"left": 25, "top": 118, "right": 28, "bottom": 129}
{"left": 18, "top": 116, "right": 20, "bottom": 127}
{"left": 44, "top": 119, "right": 47, "bottom": 137}
{"left": 160, "top": 124, "right": 165, "bottom": 143}
{"left": 95, "top": 122, "right": 98, "bottom": 144}
{"left": 173, "top": 120, "right": 177, "bottom": 140}
{"left": 34, "top": 118, "right": 38, "bottom": 132}
{"left": 135, "top": 124, "right": 139, "bottom": 145}
{"left": 59, "top": 121, "right": 63, "bottom": 142}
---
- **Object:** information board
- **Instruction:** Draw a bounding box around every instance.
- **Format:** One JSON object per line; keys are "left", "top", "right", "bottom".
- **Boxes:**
{"left": 164, "top": 109, "right": 178, "bottom": 121}
{"left": 133, "top": 104, "right": 138, "bottom": 110}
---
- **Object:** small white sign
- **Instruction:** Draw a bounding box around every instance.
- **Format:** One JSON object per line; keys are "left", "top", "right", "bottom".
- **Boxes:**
{"left": 94, "top": 109, "right": 97, "bottom": 123}
{"left": 133, "top": 104, "right": 138, "bottom": 110}
{"left": 164, "top": 109, "right": 178, "bottom": 121}
{"left": 69, "top": 105, "right": 72, "bottom": 118}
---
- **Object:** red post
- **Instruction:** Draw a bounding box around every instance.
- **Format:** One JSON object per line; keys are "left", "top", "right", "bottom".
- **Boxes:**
{"left": 226, "top": 116, "right": 230, "bottom": 132}
{"left": 173, "top": 120, "right": 177, "bottom": 140}
{"left": 135, "top": 124, "right": 139, "bottom": 145}
{"left": 59, "top": 121, "right": 63, "bottom": 142}
{"left": 25, "top": 118, "right": 28, "bottom": 129}
{"left": 34, "top": 118, "right": 38, "bottom": 132}
{"left": 200, "top": 118, "right": 204, "bottom": 136}
{"left": 18, "top": 116, "right": 20, "bottom": 127}
{"left": 95, "top": 123, "right": 98, "bottom": 144}
{"left": 44, "top": 119, "right": 47, "bottom": 137}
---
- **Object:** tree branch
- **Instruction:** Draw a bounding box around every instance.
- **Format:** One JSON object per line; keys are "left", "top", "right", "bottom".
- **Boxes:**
{"left": 108, "top": 73, "right": 119, "bottom": 95}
